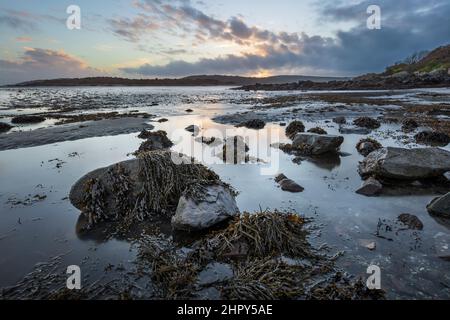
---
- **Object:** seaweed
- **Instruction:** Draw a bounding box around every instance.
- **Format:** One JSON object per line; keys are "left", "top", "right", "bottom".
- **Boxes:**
{"left": 82, "top": 178, "right": 107, "bottom": 227}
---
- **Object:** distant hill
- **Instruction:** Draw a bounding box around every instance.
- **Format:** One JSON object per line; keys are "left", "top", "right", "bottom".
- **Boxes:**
{"left": 382, "top": 44, "right": 450, "bottom": 76}
{"left": 7, "top": 74, "right": 348, "bottom": 87}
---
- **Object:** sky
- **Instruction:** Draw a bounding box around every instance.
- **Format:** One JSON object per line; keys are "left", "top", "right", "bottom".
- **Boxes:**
{"left": 0, "top": 0, "right": 449, "bottom": 84}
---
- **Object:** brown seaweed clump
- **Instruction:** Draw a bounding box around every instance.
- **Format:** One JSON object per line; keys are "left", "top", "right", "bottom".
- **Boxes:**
{"left": 307, "top": 127, "right": 328, "bottom": 135}
{"left": 285, "top": 121, "right": 305, "bottom": 139}
{"left": 82, "top": 178, "right": 107, "bottom": 226}
{"left": 353, "top": 117, "right": 381, "bottom": 129}
{"left": 356, "top": 138, "right": 382, "bottom": 156}
{"left": 414, "top": 130, "right": 450, "bottom": 146}
{"left": 136, "top": 130, "right": 174, "bottom": 153}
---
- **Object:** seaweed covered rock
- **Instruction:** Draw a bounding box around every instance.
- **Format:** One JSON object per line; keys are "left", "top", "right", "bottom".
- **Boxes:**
{"left": 356, "top": 138, "right": 382, "bottom": 156}
{"left": 414, "top": 130, "right": 450, "bottom": 146}
{"left": 307, "top": 127, "right": 327, "bottom": 135}
{"left": 11, "top": 115, "right": 46, "bottom": 124}
{"left": 353, "top": 117, "right": 381, "bottom": 129}
{"left": 401, "top": 118, "right": 419, "bottom": 132}
{"left": 136, "top": 130, "right": 174, "bottom": 153}
{"left": 333, "top": 116, "right": 346, "bottom": 124}
{"left": 69, "top": 150, "right": 231, "bottom": 229}
{"left": 359, "top": 147, "right": 450, "bottom": 180}
{"left": 292, "top": 133, "right": 344, "bottom": 155}
{"left": 285, "top": 121, "right": 305, "bottom": 139}
{"left": 0, "top": 122, "right": 13, "bottom": 133}
{"left": 397, "top": 214, "right": 424, "bottom": 230}
{"left": 171, "top": 182, "right": 240, "bottom": 231}
{"left": 236, "top": 119, "right": 265, "bottom": 130}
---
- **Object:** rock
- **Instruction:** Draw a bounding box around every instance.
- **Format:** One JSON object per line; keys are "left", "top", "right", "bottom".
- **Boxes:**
{"left": 292, "top": 133, "right": 344, "bottom": 155}
{"left": 307, "top": 127, "right": 327, "bottom": 135}
{"left": 285, "top": 121, "right": 305, "bottom": 139}
{"left": 359, "top": 147, "right": 450, "bottom": 180}
{"left": 195, "top": 136, "right": 222, "bottom": 146}
{"left": 353, "top": 117, "right": 381, "bottom": 129}
{"left": 414, "top": 130, "right": 450, "bottom": 147}
{"left": 137, "top": 130, "right": 173, "bottom": 152}
{"left": 70, "top": 151, "right": 224, "bottom": 228}
{"left": 401, "top": 119, "right": 419, "bottom": 132}
{"left": 356, "top": 177, "right": 382, "bottom": 196}
{"left": 359, "top": 239, "right": 377, "bottom": 250}
{"left": 171, "top": 183, "right": 240, "bottom": 231}
{"left": 185, "top": 109, "right": 194, "bottom": 113}
{"left": 339, "top": 126, "right": 372, "bottom": 134}
{"left": 0, "top": 122, "right": 13, "bottom": 133}
{"left": 157, "top": 118, "right": 168, "bottom": 123}
{"left": 397, "top": 214, "right": 424, "bottom": 230}
{"left": 11, "top": 115, "right": 46, "bottom": 124}
{"left": 366, "top": 242, "right": 376, "bottom": 251}
{"left": 279, "top": 179, "right": 304, "bottom": 193}
{"left": 356, "top": 138, "right": 382, "bottom": 156}
{"left": 279, "top": 122, "right": 286, "bottom": 126}
{"left": 275, "top": 173, "right": 288, "bottom": 183}
{"left": 333, "top": 116, "right": 346, "bottom": 124}
{"left": 444, "top": 171, "right": 450, "bottom": 181}
{"left": 196, "top": 262, "right": 233, "bottom": 286}
{"left": 185, "top": 125, "right": 200, "bottom": 134}
{"left": 275, "top": 173, "right": 304, "bottom": 192}
{"left": 236, "top": 119, "right": 265, "bottom": 130}
{"left": 427, "top": 193, "right": 450, "bottom": 218}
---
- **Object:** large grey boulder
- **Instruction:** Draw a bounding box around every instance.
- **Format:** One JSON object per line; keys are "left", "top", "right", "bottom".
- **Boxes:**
{"left": 359, "top": 147, "right": 450, "bottom": 180}
{"left": 292, "top": 133, "right": 344, "bottom": 155}
{"left": 171, "top": 184, "right": 239, "bottom": 231}
{"left": 427, "top": 193, "right": 450, "bottom": 218}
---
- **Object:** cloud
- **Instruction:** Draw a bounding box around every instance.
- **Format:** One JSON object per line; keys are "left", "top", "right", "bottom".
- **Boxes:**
{"left": 0, "top": 10, "right": 37, "bottom": 31}
{"left": 0, "top": 48, "right": 100, "bottom": 85}
{"left": 121, "top": 0, "right": 450, "bottom": 77}
{"left": 107, "top": 14, "right": 159, "bottom": 42}
{"left": 16, "top": 36, "right": 33, "bottom": 43}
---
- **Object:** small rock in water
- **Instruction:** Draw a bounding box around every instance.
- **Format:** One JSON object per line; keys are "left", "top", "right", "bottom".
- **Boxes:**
{"left": 275, "top": 173, "right": 304, "bottom": 193}
{"left": 136, "top": 130, "right": 173, "bottom": 152}
{"left": 307, "top": 127, "right": 327, "bottom": 135}
{"left": 355, "top": 177, "right": 382, "bottom": 196}
{"left": 427, "top": 192, "right": 450, "bottom": 218}
{"left": 401, "top": 118, "right": 419, "bottom": 132}
{"left": 356, "top": 138, "right": 382, "bottom": 157}
{"left": 397, "top": 213, "right": 424, "bottom": 230}
{"left": 235, "top": 119, "right": 266, "bottom": 130}
{"left": 285, "top": 121, "right": 305, "bottom": 139}
{"left": 333, "top": 116, "right": 346, "bottom": 124}
{"left": 414, "top": 130, "right": 450, "bottom": 147}
{"left": 292, "top": 133, "right": 344, "bottom": 155}
{"left": 157, "top": 118, "right": 168, "bottom": 123}
{"left": 185, "top": 125, "right": 200, "bottom": 134}
{"left": 366, "top": 242, "right": 376, "bottom": 251}
{"left": 353, "top": 117, "right": 381, "bottom": 129}
{"left": 185, "top": 109, "right": 194, "bottom": 113}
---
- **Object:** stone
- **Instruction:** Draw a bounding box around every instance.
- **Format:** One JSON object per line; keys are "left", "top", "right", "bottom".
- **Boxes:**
{"left": 353, "top": 117, "right": 381, "bottom": 129}
{"left": 285, "top": 121, "right": 305, "bottom": 139}
{"left": 356, "top": 177, "right": 382, "bottom": 196}
{"left": 333, "top": 116, "right": 346, "bottom": 124}
{"left": 414, "top": 130, "right": 450, "bottom": 147}
{"left": 307, "top": 127, "right": 327, "bottom": 135}
{"left": 356, "top": 138, "right": 382, "bottom": 157}
{"left": 236, "top": 119, "right": 266, "bottom": 130}
{"left": 292, "top": 133, "right": 344, "bottom": 155}
{"left": 185, "top": 125, "right": 200, "bottom": 134}
{"left": 137, "top": 130, "right": 173, "bottom": 152}
{"left": 359, "top": 147, "right": 450, "bottom": 180}
{"left": 279, "top": 179, "right": 304, "bottom": 193}
{"left": 397, "top": 213, "right": 424, "bottom": 230}
{"left": 171, "top": 184, "right": 240, "bottom": 231}
{"left": 427, "top": 193, "right": 450, "bottom": 218}
{"left": 196, "top": 262, "right": 233, "bottom": 286}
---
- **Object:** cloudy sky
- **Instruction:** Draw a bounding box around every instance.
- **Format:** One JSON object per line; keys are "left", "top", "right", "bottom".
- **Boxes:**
{"left": 0, "top": 0, "right": 449, "bottom": 84}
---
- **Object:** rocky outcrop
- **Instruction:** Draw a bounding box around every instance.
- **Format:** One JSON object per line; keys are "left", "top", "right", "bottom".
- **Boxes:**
{"left": 292, "top": 133, "right": 344, "bottom": 155}
{"left": 397, "top": 214, "right": 424, "bottom": 230}
{"left": 401, "top": 119, "right": 419, "bottom": 132}
{"left": 171, "top": 183, "right": 240, "bottom": 231}
{"left": 427, "top": 193, "right": 450, "bottom": 218}
{"left": 353, "top": 117, "right": 381, "bottom": 129}
{"left": 307, "top": 127, "right": 327, "bottom": 135}
{"left": 359, "top": 147, "right": 450, "bottom": 180}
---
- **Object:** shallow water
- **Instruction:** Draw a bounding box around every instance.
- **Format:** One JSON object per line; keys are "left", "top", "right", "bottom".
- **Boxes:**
{"left": 0, "top": 86, "right": 449, "bottom": 299}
